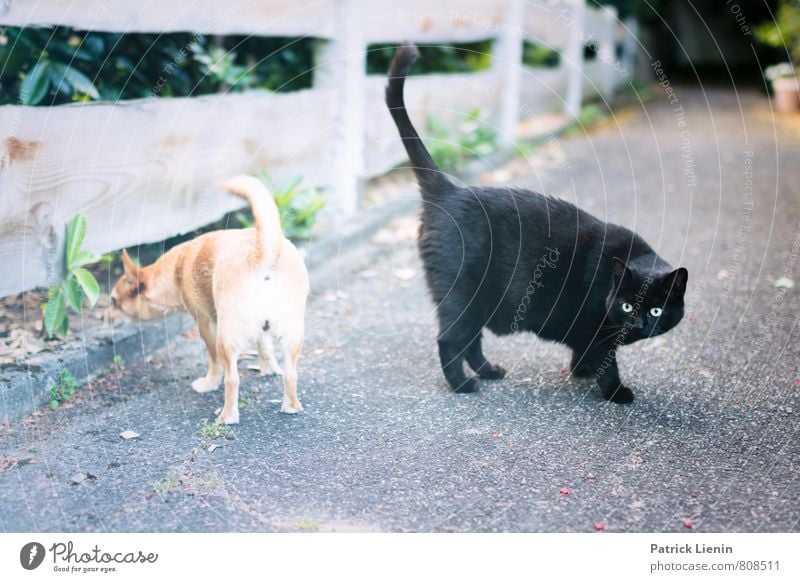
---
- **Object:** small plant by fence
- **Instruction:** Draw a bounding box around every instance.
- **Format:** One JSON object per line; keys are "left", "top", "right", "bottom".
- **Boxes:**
{"left": 0, "top": 0, "right": 635, "bottom": 297}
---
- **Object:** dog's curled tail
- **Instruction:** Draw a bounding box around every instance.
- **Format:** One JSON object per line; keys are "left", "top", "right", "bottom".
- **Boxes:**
{"left": 386, "top": 42, "right": 449, "bottom": 195}
{"left": 219, "top": 175, "right": 283, "bottom": 267}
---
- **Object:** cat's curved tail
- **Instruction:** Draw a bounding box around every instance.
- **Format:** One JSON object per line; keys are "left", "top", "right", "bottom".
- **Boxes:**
{"left": 219, "top": 175, "right": 283, "bottom": 267}
{"left": 386, "top": 42, "right": 449, "bottom": 196}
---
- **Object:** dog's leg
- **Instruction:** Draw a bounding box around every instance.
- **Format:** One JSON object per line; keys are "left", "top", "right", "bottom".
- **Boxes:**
{"left": 217, "top": 341, "right": 241, "bottom": 425}
{"left": 257, "top": 333, "right": 283, "bottom": 376}
{"left": 279, "top": 337, "right": 303, "bottom": 414}
{"left": 192, "top": 315, "right": 221, "bottom": 393}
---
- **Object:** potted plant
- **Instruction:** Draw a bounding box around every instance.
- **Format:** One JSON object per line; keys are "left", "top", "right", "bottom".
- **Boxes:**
{"left": 756, "top": 0, "right": 800, "bottom": 112}
{"left": 765, "top": 63, "right": 799, "bottom": 112}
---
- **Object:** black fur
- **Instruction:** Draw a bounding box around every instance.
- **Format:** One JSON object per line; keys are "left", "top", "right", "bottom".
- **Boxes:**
{"left": 386, "top": 43, "right": 688, "bottom": 403}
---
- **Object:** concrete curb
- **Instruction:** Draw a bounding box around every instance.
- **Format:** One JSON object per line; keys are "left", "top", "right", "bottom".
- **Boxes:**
{"left": 0, "top": 314, "right": 194, "bottom": 422}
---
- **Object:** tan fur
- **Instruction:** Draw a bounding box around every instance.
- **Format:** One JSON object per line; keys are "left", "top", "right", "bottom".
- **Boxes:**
{"left": 108, "top": 176, "right": 309, "bottom": 424}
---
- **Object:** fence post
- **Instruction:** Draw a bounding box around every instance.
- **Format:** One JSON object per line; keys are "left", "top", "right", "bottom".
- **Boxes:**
{"left": 621, "top": 15, "right": 639, "bottom": 81}
{"left": 314, "top": 0, "right": 365, "bottom": 220}
{"left": 493, "top": 0, "right": 524, "bottom": 147}
{"left": 597, "top": 5, "right": 618, "bottom": 99}
{"left": 563, "top": 0, "right": 585, "bottom": 119}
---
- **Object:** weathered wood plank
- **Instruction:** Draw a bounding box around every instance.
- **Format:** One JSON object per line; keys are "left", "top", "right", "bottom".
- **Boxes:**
{"left": 0, "top": 0, "right": 560, "bottom": 45}
{"left": 0, "top": 0, "right": 336, "bottom": 37}
{"left": 360, "top": 0, "right": 509, "bottom": 43}
{"left": 0, "top": 90, "right": 336, "bottom": 296}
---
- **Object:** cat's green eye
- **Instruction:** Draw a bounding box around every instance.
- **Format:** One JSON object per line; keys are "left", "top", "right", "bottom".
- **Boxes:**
{"left": 649, "top": 307, "right": 663, "bottom": 317}
{"left": 621, "top": 302, "right": 633, "bottom": 313}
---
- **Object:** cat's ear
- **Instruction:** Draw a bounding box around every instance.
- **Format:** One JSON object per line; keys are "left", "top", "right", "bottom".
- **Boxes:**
{"left": 664, "top": 267, "right": 688, "bottom": 296}
{"left": 611, "top": 257, "right": 630, "bottom": 286}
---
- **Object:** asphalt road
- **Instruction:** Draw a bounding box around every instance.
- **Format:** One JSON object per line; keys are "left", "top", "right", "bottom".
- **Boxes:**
{"left": 1, "top": 87, "right": 798, "bottom": 532}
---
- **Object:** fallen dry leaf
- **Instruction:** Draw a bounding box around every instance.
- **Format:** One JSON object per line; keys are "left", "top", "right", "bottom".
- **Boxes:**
{"left": 774, "top": 276, "right": 794, "bottom": 289}
{"left": 559, "top": 488, "right": 571, "bottom": 495}
{"left": 0, "top": 456, "right": 33, "bottom": 472}
{"left": 393, "top": 268, "right": 415, "bottom": 281}
{"left": 683, "top": 518, "right": 693, "bottom": 529}
{"left": 593, "top": 522, "right": 606, "bottom": 531}
{"left": 371, "top": 229, "right": 398, "bottom": 246}
{"left": 71, "top": 472, "right": 97, "bottom": 485}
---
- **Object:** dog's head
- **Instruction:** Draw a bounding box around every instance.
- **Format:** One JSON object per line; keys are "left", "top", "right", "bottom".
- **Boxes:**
{"left": 107, "top": 250, "right": 162, "bottom": 322}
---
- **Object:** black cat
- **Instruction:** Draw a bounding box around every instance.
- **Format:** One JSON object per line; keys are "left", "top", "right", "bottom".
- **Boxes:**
{"left": 385, "top": 43, "right": 687, "bottom": 403}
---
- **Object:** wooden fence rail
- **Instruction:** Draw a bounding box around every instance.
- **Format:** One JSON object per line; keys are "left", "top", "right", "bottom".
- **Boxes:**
{"left": 0, "top": 0, "right": 633, "bottom": 296}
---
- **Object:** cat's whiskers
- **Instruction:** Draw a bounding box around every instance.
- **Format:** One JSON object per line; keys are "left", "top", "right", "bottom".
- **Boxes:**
{"left": 591, "top": 325, "right": 627, "bottom": 349}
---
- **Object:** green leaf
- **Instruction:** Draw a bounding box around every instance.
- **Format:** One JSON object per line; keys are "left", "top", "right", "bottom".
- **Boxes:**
{"left": 43, "top": 287, "right": 66, "bottom": 338}
{"left": 57, "top": 314, "right": 70, "bottom": 337}
{"left": 284, "top": 176, "right": 304, "bottom": 195}
{"left": 63, "top": 278, "right": 84, "bottom": 312}
{"left": 60, "top": 370, "right": 77, "bottom": 388}
{"left": 49, "top": 400, "right": 59, "bottom": 410}
{"left": 234, "top": 211, "right": 253, "bottom": 229}
{"left": 20, "top": 61, "right": 51, "bottom": 105}
{"left": 65, "top": 214, "right": 88, "bottom": 269}
{"left": 71, "top": 249, "right": 100, "bottom": 268}
{"left": 74, "top": 268, "right": 100, "bottom": 308}
{"left": 51, "top": 63, "right": 99, "bottom": 99}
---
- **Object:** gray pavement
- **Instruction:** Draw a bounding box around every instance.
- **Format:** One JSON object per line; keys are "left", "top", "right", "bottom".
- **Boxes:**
{"left": 1, "top": 87, "right": 798, "bottom": 532}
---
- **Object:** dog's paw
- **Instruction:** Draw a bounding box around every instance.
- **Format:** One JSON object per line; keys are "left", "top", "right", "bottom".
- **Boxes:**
{"left": 259, "top": 363, "right": 284, "bottom": 377}
{"left": 192, "top": 376, "right": 220, "bottom": 393}
{"left": 217, "top": 408, "right": 240, "bottom": 425}
{"left": 280, "top": 399, "right": 303, "bottom": 414}
{"left": 478, "top": 364, "right": 506, "bottom": 380}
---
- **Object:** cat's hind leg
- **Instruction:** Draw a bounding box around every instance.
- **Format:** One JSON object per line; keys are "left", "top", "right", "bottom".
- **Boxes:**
{"left": 465, "top": 332, "right": 506, "bottom": 380}
{"left": 436, "top": 316, "right": 482, "bottom": 393}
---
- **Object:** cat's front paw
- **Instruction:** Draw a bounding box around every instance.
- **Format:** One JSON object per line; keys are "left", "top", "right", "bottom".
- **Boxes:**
{"left": 453, "top": 377, "right": 480, "bottom": 393}
{"left": 602, "top": 384, "right": 634, "bottom": 404}
{"left": 478, "top": 364, "right": 506, "bottom": 380}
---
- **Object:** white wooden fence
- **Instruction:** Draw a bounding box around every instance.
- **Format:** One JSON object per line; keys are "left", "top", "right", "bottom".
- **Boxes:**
{"left": 0, "top": 0, "right": 632, "bottom": 297}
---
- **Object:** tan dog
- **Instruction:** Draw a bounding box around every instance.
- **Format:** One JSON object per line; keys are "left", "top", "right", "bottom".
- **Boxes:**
{"left": 108, "top": 175, "right": 309, "bottom": 424}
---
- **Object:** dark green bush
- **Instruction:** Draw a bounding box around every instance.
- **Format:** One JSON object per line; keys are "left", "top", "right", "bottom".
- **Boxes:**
{"left": 522, "top": 41, "right": 560, "bottom": 68}
{"left": 0, "top": 26, "right": 315, "bottom": 105}
{"left": 2, "top": 27, "right": 499, "bottom": 106}
{"left": 366, "top": 41, "right": 494, "bottom": 75}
